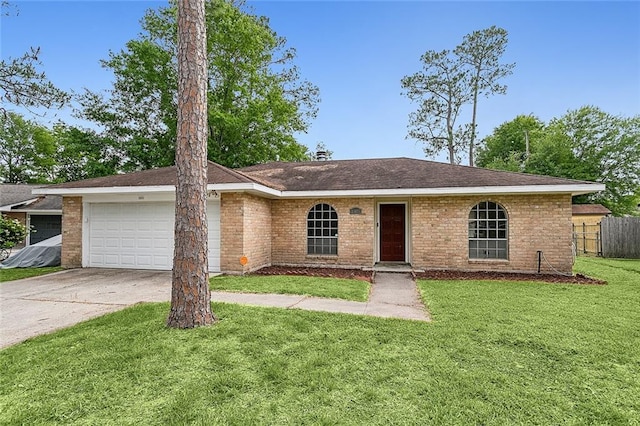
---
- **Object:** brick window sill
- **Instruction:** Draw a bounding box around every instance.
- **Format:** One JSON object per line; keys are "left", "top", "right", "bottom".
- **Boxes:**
{"left": 306, "top": 255, "right": 339, "bottom": 259}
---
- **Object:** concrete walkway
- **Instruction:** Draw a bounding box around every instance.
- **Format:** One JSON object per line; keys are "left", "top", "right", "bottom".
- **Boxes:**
{"left": 211, "top": 272, "right": 430, "bottom": 322}
{"left": 1, "top": 269, "right": 429, "bottom": 349}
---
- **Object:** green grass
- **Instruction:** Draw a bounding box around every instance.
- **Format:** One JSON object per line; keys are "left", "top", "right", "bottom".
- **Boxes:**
{"left": 0, "top": 257, "right": 638, "bottom": 424}
{"left": 0, "top": 266, "right": 63, "bottom": 282}
{"left": 210, "top": 274, "right": 370, "bottom": 302}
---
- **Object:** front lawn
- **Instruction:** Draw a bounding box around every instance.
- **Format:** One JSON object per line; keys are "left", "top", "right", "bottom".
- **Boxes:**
{"left": 0, "top": 266, "right": 63, "bottom": 282}
{"left": 210, "top": 274, "right": 370, "bottom": 302}
{"left": 0, "top": 257, "right": 638, "bottom": 424}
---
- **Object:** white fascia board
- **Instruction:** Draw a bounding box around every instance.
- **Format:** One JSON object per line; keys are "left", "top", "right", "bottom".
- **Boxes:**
{"left": 279, "top": 183, "right": 606, "bottom": 198}
{"left": 33, "top": 185, "right": 175, "bottom": 196}
{"left": 33, "top": 182, "right": 282, "bottom": 198}
{"left": 31, "top": 182, "right": 604, "bottom": 199}
{"left": 208, "top": 183, "right": 281, "bottom": 198}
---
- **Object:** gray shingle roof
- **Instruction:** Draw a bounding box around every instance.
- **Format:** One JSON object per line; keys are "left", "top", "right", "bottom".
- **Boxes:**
{"left": 0, "top": 184, "right": 42, "bottom": 207}
{"left": 0, "top": 184, "right": 61, "bottom": 211}
{"left": 44, "top": 161, "right": 254, "bottom": 189}
{"left": 38, "top": 157, "right": 599, "bottom": 193}
{"left": 239, "top": 158, "right": 594, "bottom": 191}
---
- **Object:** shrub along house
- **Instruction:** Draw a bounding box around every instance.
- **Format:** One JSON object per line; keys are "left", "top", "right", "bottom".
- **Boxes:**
{"left": 35, "top": 158, "right": 604, "bottom": 275}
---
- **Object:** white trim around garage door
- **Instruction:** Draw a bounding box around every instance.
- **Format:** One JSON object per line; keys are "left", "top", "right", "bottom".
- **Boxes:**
{"left": 83, "top": 200, "right": 220, "bottom": 272}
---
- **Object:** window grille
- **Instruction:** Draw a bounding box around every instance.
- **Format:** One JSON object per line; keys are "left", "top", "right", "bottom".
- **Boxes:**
{"left": 468, "top": 201, "right": 508, "bottom": 259}
{"left": 307, "top": 203, "right": 338, "bottom": 255}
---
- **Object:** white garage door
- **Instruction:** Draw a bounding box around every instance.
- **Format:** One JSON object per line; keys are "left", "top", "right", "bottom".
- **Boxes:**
{"left": 88, "top": 201, "right": 220, "bottom": 271}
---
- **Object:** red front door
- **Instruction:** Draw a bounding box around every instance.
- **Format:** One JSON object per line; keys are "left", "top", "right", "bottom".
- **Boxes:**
{"left": 380, "top": 204, "right": 405, "bottom": 262}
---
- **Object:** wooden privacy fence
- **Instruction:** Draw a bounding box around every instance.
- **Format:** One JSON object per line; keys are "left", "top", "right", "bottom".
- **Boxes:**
{"left": 600, "top": 217, "right": 640, "bottom": 259}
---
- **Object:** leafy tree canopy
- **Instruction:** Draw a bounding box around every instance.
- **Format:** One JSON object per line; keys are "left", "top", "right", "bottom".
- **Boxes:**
{"left": 0, "top": 112, "right": 56, "bottom": 183}
{"left": 477, "top": 106, "right": 640, "bottom": 216}
{"left": 0, "top": 112, "right": 120, "bottom": 183}
{"left": 79, "top": 0, "right": 320, "bottom": 170}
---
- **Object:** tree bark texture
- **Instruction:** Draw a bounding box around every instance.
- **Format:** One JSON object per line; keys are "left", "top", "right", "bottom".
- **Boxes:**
{"left": 167, "top": 0, "right": 215, "bottom": 328}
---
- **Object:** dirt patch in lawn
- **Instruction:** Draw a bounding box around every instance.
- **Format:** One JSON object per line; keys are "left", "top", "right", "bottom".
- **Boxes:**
{"left": 252, "top": 266, "right": 605, "bottom": 285}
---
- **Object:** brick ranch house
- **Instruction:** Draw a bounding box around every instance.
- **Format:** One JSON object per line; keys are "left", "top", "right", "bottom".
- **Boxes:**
{"left": 35, "top": 157, "right": 604, "bottom": 275}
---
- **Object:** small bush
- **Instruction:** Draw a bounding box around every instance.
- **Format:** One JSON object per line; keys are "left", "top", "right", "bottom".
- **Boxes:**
{"left": 0, "top": 214, "right": 30, "bottom": 249}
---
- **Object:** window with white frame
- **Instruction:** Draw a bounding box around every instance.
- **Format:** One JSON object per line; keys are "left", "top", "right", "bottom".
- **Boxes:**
{"left": 307, "top": 203, "right": 338, "bottom": 255}
{"left": 468, "top": 201, "right": 508, "bottom": 259}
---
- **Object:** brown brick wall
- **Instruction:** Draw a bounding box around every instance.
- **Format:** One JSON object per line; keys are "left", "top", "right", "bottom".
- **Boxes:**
{"left": 411, "top": 194, "right": 573, "bottom": 274}
{"left": 61, "top": 196, "right": 83, "bottom": 268}
{"left": 271, "top": 198, "right": 375, "bottom": 268}
{"left": 220, "top": 193, "right": 272, "bottom": 274}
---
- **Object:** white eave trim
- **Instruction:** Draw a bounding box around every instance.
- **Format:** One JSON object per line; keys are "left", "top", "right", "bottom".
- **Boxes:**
{"left": 211, "top": 183, "right": 281, "bottom": 197}
{"left": 32, "top": 182, "right": 281, "bottom": 197}
{"left": 278, "top": 183, "right": 606, "bottom": 198}
{"left": 31, "top": 182, "right": 604, "bottom": 198}
{"left": 33, "top": 185, "right": 175, "bottom": 195}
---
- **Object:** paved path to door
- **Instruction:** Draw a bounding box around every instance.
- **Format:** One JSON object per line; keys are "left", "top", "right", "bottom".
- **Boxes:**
{"left": 212, "top": 272, "right": 430, "bottom": 322}
{"left": 1, "top": 269, "right": 429, "bottom": 349}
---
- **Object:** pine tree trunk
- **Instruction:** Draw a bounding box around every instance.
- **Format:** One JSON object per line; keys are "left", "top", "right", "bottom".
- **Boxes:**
{"left": 167, "top": 0, "right": 215, "bottom": 328}
{"left": 468, "top": 80, "right": 480, "bottom": 167}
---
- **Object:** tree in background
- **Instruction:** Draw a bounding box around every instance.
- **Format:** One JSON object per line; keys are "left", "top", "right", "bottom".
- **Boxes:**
{"left": 0, "top": 113, "right": 56, "bottom": 183}
{"left": 454, "top": 26, "right": 514, "bottom": 166}
{"left": 401, "top": 50, "right": 471, "bottom": 164}
{"left": 0, "top": 2, "right": 69, "bottom": 112}
{"left": 166, "top": 0, "right": 215, "bottom": 328}
{"left": 476, "top": 114, "right": 545, "bottom": 171}
{"left": 79, "top": 0, "right": 319, "bottom": 171}
{"left": 52, "top": 124, "right": 120, "bottom": 182}
{"left": 477, "top": 106, "right": 640, "bottom": 216}
{"left": 0, "top": 112, "right": 121, "bottom": 183}
{"left": 402, "top": 26, "right": 513, "bottom": 165}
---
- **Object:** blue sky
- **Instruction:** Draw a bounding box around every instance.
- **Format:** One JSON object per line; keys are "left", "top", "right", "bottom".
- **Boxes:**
{"left": 2, "top": 1, "right": 639, "bottom": 163}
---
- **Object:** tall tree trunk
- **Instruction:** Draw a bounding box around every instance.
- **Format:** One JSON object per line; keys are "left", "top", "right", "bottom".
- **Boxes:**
{"left": 167, "top": 0, "right": 215, "bottom": 328}
{"left": 468, "top": 78, "right": 479, "bottom": 167}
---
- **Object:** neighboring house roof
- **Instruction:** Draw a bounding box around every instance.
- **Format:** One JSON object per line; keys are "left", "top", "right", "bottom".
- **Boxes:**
{"left": 10, "top": 195, "right": 62, "bottom": 212}
{"left": 572, "top": 204, "right": 611, "bottom": 216}
{"left": 0, "top": 184, "right": 61, "bottom": 212}
{"left": 34, "top": 157, "right": 605, "bottom": 198}
{"left": 1, "top": 184, "right": 41, "bottom": 209}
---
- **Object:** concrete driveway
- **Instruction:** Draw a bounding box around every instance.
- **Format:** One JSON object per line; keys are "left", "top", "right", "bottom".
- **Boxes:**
{"left": 0, "top": 269, "right": 172, "bottom": 349}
